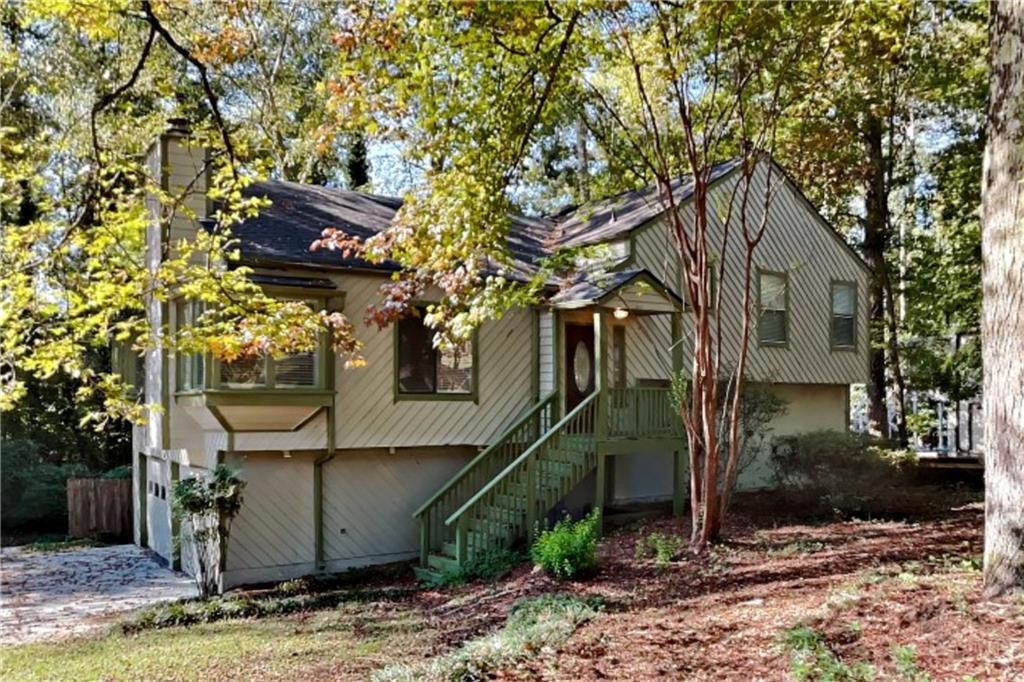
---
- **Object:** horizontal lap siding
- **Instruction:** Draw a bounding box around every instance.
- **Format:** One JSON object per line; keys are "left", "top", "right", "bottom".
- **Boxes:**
{"left": 630, "top": 165, "right": 869, "bottom": 385}
{"left": 334, "top": 275, "right": 534, "bottom": 449}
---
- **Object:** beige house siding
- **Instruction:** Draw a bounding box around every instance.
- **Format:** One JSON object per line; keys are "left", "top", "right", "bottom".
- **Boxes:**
{"left": 624, "top": 315, "right": 674, "bottom": 385}
{"left": 321, "top": 447, "right": 475, "bottom": 571}
{"left": 224, "top": 451, "right": 317, "bottom": 586}
{"left": 629, "top": 165, "right": 870, "bottom": 386}
{"left": 333, "top": 274, "right": 535, "bottom": 449}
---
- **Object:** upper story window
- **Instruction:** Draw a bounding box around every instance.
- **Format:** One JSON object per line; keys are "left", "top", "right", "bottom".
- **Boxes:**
{"left": 177, "top": 297, "right": 326, "bottom": 392}
{"left": 396, "top": 308, "right": 476, "bottom": 401}
{"left": 757, "top": 270, "right": 788, "bottom": 346}
{"left": 177, "top": 300, "right": 206, "bottom": 391}
{"left": 830, "top": 281, "right": 857, "bottom": 349}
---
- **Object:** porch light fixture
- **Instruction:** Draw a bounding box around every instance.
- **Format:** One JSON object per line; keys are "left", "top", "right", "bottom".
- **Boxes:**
{"left": 613, "top": 307, "right": 629, "bottom": 320}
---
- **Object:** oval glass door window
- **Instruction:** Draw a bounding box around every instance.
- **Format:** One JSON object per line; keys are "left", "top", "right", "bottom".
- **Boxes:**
{"left": 573, "top": 340, "right": 592, "bottom": 392}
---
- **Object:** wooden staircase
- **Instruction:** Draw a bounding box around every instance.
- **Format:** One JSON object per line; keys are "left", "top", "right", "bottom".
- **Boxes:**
{"left": 413, "top": 392, "right": 599, "bottom": 580}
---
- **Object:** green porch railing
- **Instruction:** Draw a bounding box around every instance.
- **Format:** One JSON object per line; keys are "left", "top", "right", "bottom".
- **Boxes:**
{"left": 413, "top": 392, "right": 559, "bottom": 566}
{"left": 444, "top": 392, "right": 599, "bottom": 564}
{"left": 606, "top": 386, "right": 681, "bottom": 439}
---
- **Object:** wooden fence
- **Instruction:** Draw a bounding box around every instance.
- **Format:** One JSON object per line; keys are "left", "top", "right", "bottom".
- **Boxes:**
{"left": 67, "top": 478, "right": 132, "bottom": 541}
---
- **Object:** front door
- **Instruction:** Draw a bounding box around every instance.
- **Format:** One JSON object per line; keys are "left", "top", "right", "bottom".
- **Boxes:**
{"left": 564, "top": 323, "right": 595, "bottom": 410}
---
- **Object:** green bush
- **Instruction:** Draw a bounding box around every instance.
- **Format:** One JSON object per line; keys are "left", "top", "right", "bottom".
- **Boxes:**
{"left": 0, "top": 438, "right": 89, "bottom": 533}
{"left": 634, "top": 531, "right": 685, "bottom": 566}
{"left": 100, "top": 464, "right": 133, "bottom": 480}
{"left": 769, "top": 430, "right": 912, "bottom": 516}
{"left": 530, "top": 509, "right": 600, "bottom": 580}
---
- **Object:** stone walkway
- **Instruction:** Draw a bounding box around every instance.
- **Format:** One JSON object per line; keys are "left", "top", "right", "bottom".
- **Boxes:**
{"left": 0, "top": 544, "right": 196, "bottom": 644}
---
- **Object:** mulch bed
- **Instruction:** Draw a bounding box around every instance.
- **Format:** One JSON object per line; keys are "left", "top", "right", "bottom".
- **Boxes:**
{"left": 401, "top": 490, "right": 1022, "bottom": 681}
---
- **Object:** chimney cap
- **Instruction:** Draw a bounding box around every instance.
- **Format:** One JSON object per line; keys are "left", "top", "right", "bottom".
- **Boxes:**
{"left": 166, "top": 117, "right": 191, "bottom": 135}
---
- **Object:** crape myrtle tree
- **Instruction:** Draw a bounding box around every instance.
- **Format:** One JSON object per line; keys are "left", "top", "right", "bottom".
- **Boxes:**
{"left": 317, "top": 1, "right": 833, "bottom": 549}
{"left": 980, "top": 0, "right": 1024, "bottom": 597}
{"left": 1, "top": 0, "right": 362, "bottom": 421}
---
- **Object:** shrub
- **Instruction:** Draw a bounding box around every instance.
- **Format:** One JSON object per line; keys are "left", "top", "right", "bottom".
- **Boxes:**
{"left": 172, "top": 465, "right": 246, "bottom": 598}
{"left": 530, "top": 509, "right": 600, "bottom": 580}
{"left": 634, "top": 531, "right": 685, "bottom": 566}
{"left": 0, "top": 438, "right": 89, "bottom": 533}
{"left": 100, "top": 464, "right": 133, "bottom": 480}
{"left": 770, "top": 430, "right": 912, "bottom": 516}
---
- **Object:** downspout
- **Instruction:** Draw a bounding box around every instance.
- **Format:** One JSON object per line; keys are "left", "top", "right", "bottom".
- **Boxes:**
{"left": 314, "top": 402, "right": 335, "bottom": 571}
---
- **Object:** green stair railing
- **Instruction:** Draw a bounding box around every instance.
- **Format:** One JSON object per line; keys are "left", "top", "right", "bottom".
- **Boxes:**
{"left": 413, "top": 392, "right": 559, "bottom": 566}
{"left": 606, "top": 387, "right": 681, "bottom": 439}
{"left": 444, "top": 392, "right": 600, "bottom": 564}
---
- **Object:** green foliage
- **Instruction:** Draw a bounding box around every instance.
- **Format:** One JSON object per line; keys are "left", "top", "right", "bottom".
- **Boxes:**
{"left": 100, "top": 464, "right": 132, "bottom": 480}
{"left": 770, "top": 430, "right": 914, "bottom": 517}
{"left": 123, "top": 583, "right": 416, "bottom": 634}
{"left": 780, "top": 625, "right": 876, "bottom": 681}
{"left": 21, "top": 537, "right": 104, "bottom": 553}
{"left": 892, "top": 645, "right": 930, "bottom": 681}
{"left": 905, "top": 409, "right": 937, "bottom": 440}
{"left": 1, "top": 1, "right": 362, "bottom": 419}
{"left": 671, "top": 371, "right": 789, "bottom": 488}
{"left": 634, "top": 531, "right": 685, "bottom": 566}
{"left": 172, "top": 465, "right": 246, "bottom": 598}
{"left": 0, "top": 439, "right": 89, "bottom": 533}
{"left": 463, "top": 548, "right": 527, "bottom": 582}
{"left": 372, "top": 594, "right": 602, "bottom": 682}
{"left": 530, "top": 509, "right": 600, "bottom": 580}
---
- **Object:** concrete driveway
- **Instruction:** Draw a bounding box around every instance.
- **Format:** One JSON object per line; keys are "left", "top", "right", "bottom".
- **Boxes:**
{"left": 0, "top": 544, "right": 196, "bottom": 644}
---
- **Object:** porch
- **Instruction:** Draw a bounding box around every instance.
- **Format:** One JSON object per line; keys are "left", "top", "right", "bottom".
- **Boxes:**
{"left": 414, "top": 268, "right": 688, "bottom": 576}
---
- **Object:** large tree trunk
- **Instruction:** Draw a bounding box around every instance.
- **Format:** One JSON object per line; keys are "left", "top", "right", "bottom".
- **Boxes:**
{"left": 863, "top": 115, "right": 891, "bottom": 440}
{"left": 981, "top": 0, "right": 1024, "bottom": 598}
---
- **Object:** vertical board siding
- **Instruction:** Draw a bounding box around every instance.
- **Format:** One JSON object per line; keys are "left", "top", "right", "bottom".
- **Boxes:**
{"left": 333, "top": 276, "right": 534, "bottom": 449}
{"left": 629, "top": 164, "right": 869, "bottom": 386}
{"left": 67, "top": 479, "right": 132, "bottom": 541}
{"left": 225, "top": 453, "right": 316, "bottom": 572}
{"left": 538, "top": 310, "right": 555, "bottom": 395}
{"left": 322, "top": 449, "right": 473, "bottom": 564}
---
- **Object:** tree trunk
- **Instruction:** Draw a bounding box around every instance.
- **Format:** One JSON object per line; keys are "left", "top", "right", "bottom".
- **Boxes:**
{"left": 883, "top": 272, "right": 910, "bottom": 447}
{"left": 981, "top": 0, "right": 1024, "bottom": 598}
{"left": 863, "top": 115, "right": 891, "bottom": 440}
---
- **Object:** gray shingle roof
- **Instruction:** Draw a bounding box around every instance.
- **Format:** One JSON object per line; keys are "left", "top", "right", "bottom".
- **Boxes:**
{"left": 547, "top": 159, "right": 742, "bottom": 248}
{"left": 232, "top": 161, "right": 742, "bottom": 277}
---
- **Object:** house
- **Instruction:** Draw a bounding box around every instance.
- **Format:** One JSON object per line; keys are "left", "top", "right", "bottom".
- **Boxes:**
{"left": 130, "top": 122, "right": 870, "bottom": 588}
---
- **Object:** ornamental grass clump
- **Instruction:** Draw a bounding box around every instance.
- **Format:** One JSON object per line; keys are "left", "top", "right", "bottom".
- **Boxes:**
{"left": 530, "top": 509, "right": 600, "bottom": 580}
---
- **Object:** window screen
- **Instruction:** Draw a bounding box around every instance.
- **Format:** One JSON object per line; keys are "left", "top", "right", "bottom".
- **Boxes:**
{"left": 758, "top": 272, "right": 788, "bottom": 345}
{"left": 831, "top": 282, "right": 856, "bottom": 348}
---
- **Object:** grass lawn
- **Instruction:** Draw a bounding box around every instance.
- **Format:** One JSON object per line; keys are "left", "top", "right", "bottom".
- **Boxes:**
{"left": 1, "top": 601, "right": 437, "bottom": 682}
